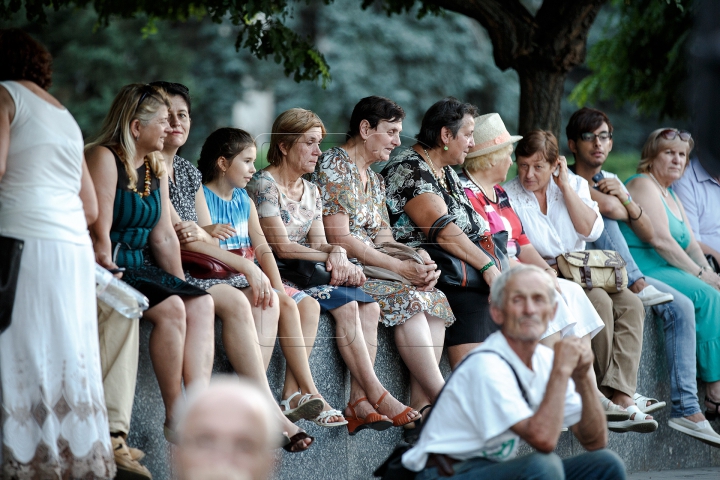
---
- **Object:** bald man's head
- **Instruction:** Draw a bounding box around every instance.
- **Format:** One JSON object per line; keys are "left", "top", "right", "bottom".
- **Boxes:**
{"left": 174, "top": 377, "right": 278, "bottom": 480}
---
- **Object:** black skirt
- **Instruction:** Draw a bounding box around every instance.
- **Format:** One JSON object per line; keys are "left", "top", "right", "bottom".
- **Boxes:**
{"left": 440, "top": 283, "right": 498, "bottom": 346}
{"left": 123, "top": 264, "right": 207, "bottom": 308}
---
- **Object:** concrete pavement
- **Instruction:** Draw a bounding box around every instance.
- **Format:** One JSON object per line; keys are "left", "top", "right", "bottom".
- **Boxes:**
{"left": 629, "top": 467, "right": 720, "bottom": 479}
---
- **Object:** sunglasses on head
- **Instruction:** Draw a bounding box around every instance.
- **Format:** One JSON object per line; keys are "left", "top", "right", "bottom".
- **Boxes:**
{"left": 658, "top": 129, "right": 691, "bottom": 142}
{"left": 149, "top": 81, "right": 190, "bottom": 95}
{"left": 134, "top": 84, "right": 159, "bottom": 114}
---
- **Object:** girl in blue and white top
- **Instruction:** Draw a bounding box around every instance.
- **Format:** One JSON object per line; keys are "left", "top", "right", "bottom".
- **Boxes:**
{"left": 197, "top": 128, "right": 346, "bottom": 438}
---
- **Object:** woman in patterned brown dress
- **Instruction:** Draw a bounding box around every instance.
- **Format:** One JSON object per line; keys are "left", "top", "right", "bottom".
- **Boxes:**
{"left": 312, "top": 97, "right": 454, "bottom": 431}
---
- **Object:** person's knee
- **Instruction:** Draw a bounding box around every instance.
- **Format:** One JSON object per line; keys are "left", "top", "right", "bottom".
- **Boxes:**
{"left": 150, "top": 296, "right": 187, "bottom": 332}
{"left": 588, "top": 290, "right": 613, "bottom": 319}
{"left": 299, "top": 297, "right": 321, "bottom": 325}
{"left": 359, "top": 301, "right": 380, "bottom": 328}
{"left": 579, "top": 449, "right": 626, "bottom": 480}
{"left": 525, "top": 453, "right": 564, "bottom": 479}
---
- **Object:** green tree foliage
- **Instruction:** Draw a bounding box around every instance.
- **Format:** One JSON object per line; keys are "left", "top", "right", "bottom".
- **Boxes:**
{"left": 570, "top": 0, "right": 691, "bottom": 119}
{"left": 0, "top": 0, "right": 331, "bottom": 84}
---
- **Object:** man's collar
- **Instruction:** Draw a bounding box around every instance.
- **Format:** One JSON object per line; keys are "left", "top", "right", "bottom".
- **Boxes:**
{"left": 691, "top": 158, "right": 718, "bottom": 184}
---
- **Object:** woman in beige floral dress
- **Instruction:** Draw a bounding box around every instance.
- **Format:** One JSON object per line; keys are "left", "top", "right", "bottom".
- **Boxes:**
{"left": 312, "top": 97, "right": 454, "bottom": 438}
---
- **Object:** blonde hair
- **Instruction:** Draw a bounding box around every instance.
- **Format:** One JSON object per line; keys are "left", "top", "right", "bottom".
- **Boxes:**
{"left": 637, "top": 128, "right": 695, "bottom": 174}
{"left": 86, "top": 84, "right": 170, "bottom": 189}
{"left": 465, "top": 144, "right": 514, "bottom": 172}
{"left": 267, "top": 108, "right": 326, "bottom": 167}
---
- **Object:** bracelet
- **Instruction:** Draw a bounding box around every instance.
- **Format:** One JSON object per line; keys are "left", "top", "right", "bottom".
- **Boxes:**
{"left": 479, "top": 260, "right": 495, "bottom": 275}
{"left": 622, "top": 198, "right": 631, "bottom": 206}
{"left": 628, "top": 206, "right": 643, "bottom": 221}
{"left": 698, "top": 266, "right": 705, "bottom": 278}
{"left": 544, "top": 267, "right": 557, "bottom": 276}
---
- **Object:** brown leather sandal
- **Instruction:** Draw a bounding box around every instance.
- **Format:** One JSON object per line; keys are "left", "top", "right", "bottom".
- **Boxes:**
{"left": 281, "top": 428, "right": 314, "bottom": 453}
{"left": 372, "top": 391, "right": 419, "bottom": 428}
{"left": 345, "top": 397, "right": 393, "bottom": 435}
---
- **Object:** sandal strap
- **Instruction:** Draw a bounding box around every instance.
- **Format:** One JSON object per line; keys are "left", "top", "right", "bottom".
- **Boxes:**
{"left": 706, "top": 396, "right": 720, "bottom": 412}
{"left": 298, "top": 393, "right": 316, "bottom": 407}
{"left": 314, "top": 409, "right": 345, "bottom": 424}
{"left": 280, "top": 390, "right": 303, "bottom": 412}
{"left": 633, "top": 393, "right": 659, "bottom": 406}
{"left": 372, "top": 391, "right": 389, "bottom": 411}
{"left": 625, "top": 405, "right": 652, "bottom": 421}
{"left": 348, "top": 396, "right": 369, "bottom": 416}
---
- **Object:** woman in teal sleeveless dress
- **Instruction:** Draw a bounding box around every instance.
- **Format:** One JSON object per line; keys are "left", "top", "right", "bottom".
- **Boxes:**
{"left": 619, "top": 128, "right": 720, "bottom": 422}
{"left": 86, "top": 84, "right": 214, "bottom": 441}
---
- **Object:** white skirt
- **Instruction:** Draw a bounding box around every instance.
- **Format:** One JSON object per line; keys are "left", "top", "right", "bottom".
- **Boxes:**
{"left": 542, "top": 279, "right": 605, "bottom": 340}
{"left": 1, "top": 237, "right": 115, "bottom": 479}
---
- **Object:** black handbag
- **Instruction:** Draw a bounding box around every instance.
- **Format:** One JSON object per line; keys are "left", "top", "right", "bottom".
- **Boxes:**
{"left": 275, "top": 257, "right": 333, "bottom": 288}
{"left": 0, "top": 235, "right": 24, "bottom": 334}
{"left": 420, "top": 215, "right": 509, "bottom": 288}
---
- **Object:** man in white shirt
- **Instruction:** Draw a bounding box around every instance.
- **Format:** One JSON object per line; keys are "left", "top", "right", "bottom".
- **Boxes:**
{"left": 403, "top": 265, "right": 625, "bottom": 479}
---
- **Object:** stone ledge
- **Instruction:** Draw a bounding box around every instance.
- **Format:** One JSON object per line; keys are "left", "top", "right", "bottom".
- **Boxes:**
{"left": 128, "top": 308, "right": 720, "bottom": 479}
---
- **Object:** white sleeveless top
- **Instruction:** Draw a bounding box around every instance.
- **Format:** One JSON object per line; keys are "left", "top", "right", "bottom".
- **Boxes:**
{"left": 0, "top": 81, "right": 90, "bottom": 245}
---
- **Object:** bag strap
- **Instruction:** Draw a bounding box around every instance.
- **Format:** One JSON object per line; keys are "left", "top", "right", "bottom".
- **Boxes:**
{"left": 422, "top": 348, "right": 530, "bottom": 428}
{"left": 427, "top": 214, "right": 457, "bottom": 244}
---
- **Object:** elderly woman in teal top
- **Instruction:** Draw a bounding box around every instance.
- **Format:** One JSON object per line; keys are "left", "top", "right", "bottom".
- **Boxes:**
{"left": 620, "top": 128, "right": 720, "bottom": 421}
{"left": 312, "top": 97, "right": 454, "bottom": 440}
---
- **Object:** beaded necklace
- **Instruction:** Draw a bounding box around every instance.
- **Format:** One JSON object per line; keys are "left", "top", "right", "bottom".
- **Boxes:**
{"left": 423, "top": 148, "right": 449, "bottom": 190}
{"left": 132, "top": 158, "right": 152, "bottom": 198}
{"left": 648, "top": 172, "right": 668, "bottom": 197}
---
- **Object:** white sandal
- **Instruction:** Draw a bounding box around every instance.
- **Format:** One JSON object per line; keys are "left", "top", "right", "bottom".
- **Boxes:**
{"left": 312, "top": 408, "right": 349, "bottom": 428}
{"left": 608, "top": 405, "right": 658, "bottom": 433}
{"left": 633, "top": 393, "right": 666, "bottom": 414}
{"left": 599, "top": 396, "right": 631, "bottom": 421}
{"left": 280, "top": 391, "right": 324, "bottom": 423}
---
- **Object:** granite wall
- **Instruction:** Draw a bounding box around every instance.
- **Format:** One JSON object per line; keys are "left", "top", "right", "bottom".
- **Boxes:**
{"left": 127, "top": 308, "right": 720, "bottom": 479}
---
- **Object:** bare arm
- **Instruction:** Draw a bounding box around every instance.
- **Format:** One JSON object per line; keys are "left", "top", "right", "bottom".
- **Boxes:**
{"left": 554, "top": 157, "right": 598, "bottom": 238}
{"left": 627, "top": 177, "right": 719, "bottom": 288}
{"left": 323, "top": 213, "right": 437, "bottom": 286}
{"left": 79, "top": 157, "right": 99, "bottom": 226}
{"left": 592, "top": 177, "right": 654, "bottom": 243}
{"left": 568, "top": 345, "right": 607, "bottom": 450}
{"left": 509, "top": 338, "right": 581, "bottom": 452}
{"left": 86, "top": 146, "right": 120, "bottom": 271}
{"left": 258, "top": 215, "right": 361, "bottom": 286}
{"left": 148, "top": 174, "right": 185, "bottom": 279}
{"left": 403, "top": 191, "right": 500, "bottom": 285}
{"left": 0, "top": 86, "right": 14, "bottom": 182}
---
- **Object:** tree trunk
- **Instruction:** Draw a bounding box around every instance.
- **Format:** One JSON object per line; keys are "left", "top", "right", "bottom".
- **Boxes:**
{"left": 517, "top": 67, "right": 568, "bottom": 139}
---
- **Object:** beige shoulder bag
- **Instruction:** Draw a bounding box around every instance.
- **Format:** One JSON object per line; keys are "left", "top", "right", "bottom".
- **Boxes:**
{"left": 556, "top": 250, "right": 628, "bottom": 293}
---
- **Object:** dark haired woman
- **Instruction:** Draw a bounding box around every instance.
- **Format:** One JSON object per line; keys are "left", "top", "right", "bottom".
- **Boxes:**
{"left": 85, "top": 84, "right": 215, "bottom": 443}
{"left": 312, "top": 96, "right": 454, "bottom": 436}
{"left": 247, "top": 108, "right": 420, "bottom": 434}
{"left": 381, "top": 97, "right": 500, "bottom": 369}
{"left": 0, "top": 29, "right": 114, "bottom": 477}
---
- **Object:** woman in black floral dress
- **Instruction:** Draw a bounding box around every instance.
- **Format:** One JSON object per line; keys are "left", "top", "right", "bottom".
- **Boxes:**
{"left": 381, "top": 97, "right": 501, "bottom": 369}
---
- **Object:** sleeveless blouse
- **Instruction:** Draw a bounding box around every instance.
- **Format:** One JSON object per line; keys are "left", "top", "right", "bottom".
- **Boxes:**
{"left": 109, "top": 151, "right": 161, "bottom": 268}
{"left": 0, "top": 81, "right": 89, "bottom": 244}
{"left": 203, "top": 186, "right": 252, "bottom": 250}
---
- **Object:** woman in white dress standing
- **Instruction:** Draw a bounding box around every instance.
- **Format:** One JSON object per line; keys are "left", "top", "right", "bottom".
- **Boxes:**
{"left": 0, "top": 29, "right": 115, "bottom": 478}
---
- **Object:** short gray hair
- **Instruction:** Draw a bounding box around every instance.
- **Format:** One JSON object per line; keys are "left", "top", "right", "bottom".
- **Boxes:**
{"left": 490, "top": 265, "right": 557, "bottom": 308}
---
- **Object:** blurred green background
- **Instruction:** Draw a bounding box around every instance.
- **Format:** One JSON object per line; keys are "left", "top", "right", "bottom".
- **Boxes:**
{"left": 2, "top": 0, "right": 686, "bottom": 181}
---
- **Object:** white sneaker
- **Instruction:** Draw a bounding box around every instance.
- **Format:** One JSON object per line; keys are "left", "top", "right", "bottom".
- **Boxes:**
{"left": 636, "top": 285, "right": 674, "bottom": 307}
{"left": 668, "top": 417, "right": 720, "bottom": 447}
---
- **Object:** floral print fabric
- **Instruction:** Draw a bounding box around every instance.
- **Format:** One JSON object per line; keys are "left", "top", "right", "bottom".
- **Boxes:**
{"left": 314, "top": 147, "right": 455, "bottom": 327}
{"left": 381, "top": 148, "right": 491, "bottom": 247}
{"left": 247, "top": 168, "right": 373, "bottom": 310}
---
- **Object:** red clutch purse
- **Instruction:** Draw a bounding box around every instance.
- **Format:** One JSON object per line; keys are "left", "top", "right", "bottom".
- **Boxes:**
{"left": 180, "top": 247, "right": 255, "bottom": 280}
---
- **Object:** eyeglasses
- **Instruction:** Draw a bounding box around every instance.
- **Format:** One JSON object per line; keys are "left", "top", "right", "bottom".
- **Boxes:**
{"left": 149, "top": 81, "right": 190, "bottom": 95}
{"left": 579, "top": 132, "right": 612, "bottom": 142}
{"left": 657, "top": 129, "right": 691, "bottom": 142}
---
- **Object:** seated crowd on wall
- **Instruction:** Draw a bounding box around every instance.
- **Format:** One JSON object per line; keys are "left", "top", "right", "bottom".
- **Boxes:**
{"left": 3, "top": 28, "right": 720, "bottom": 480}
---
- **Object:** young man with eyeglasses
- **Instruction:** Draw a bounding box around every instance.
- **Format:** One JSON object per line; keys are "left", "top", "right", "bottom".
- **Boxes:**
{"left": 567, "top": 108, "right": 720, "bottom": 445}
